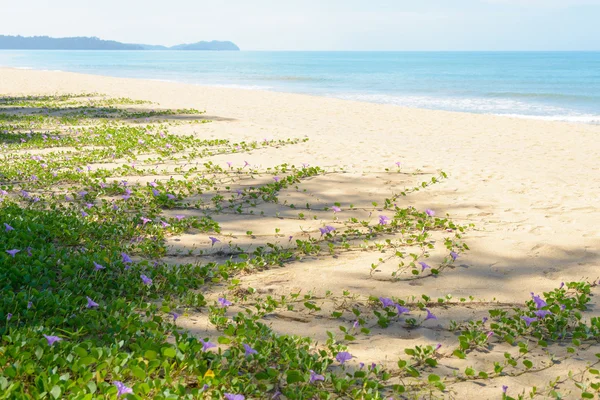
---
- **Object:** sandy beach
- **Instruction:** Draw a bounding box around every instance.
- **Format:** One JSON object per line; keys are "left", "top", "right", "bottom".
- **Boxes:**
{"left": 2, "top": 67, "right": 600, "bottom": 398}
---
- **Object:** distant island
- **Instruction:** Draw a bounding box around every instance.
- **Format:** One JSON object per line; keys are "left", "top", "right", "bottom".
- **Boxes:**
{"left": 0, "top": 35, "right": 240, "bottom": 51}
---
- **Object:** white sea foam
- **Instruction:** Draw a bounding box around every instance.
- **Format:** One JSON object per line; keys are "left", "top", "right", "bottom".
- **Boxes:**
{"left": 332, "top": 92, "right": 599, "bottom": 123}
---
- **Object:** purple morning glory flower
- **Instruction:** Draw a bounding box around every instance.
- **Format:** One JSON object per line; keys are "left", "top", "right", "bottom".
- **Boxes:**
{"left": 379, "top": 297, "right": 395, "bottom": 308}
{"left": 43, "top": 334, "right": 63, "bottom": 346}
{"left": 121, "top": 253, "right": 132, "bottom": 264}
{"left": 175, "top": 215, "right": 185, "bottom": 221}
{"left": 522, "top": 316, "right": 537, "bottom": 327}
{"left": 113, "top": 381, "right": 133, "bottom": 397}
{"left": 218, "top": 297, "right": 232, "bottom": 307}
{"left": 531, "top": 293, "right": 547, "bottom": 309}
{"left": 559, "top": 282, "right": 565, "bottom": 289}
{"left": 209, "top": 236, "right": 220, "bottom": 246}
{"left": 332, "top": 206, "right": 341, "bottom": 213}
{"left": 435, "top": 343, "right": 442, "bottom": 351}
{"left": 395, "top": 161, "right": 401, "bottom": 167}
{"left": 450, "top": 251, "right": 458, "bottom": 261}
{"left": 502, "top": 385, "right": 508, "bottom": 394}
{"left": 425, "top": 209, "right": 435, "bottom": 217}
{"left": 141, "top": 217, "right": 151, "bottom": 225}
{"left": 141, "top": 274, "right": 152, "bottom": 286}
{"left": 27, "top": 301, "right": 33, "bottom": 309}
{"left": 121, "top": 194, "right": 131, "bottom": 201}
{"left": 336, "top": 351, "right": 352, "bottom": 364}
{"left": 86, "top": 297, "right": 99, "bottom": 308}
{"left": 6, "top": 249, "right": 20, "bottom": 257}
{"left": 4, "top": 223, "right": 14, "bottom": 232}
{"left": 353, "top": 320, "right": 359, "bottom": 329}
{"left": 93, "top": 261, "right": 105, "bottom": 271}
{"left": 224, "top": 394, "right": 244, "bottom": 400}
{"left": 395, "top": 304, "right": 410, "bottom": 314}
{"left": 319, "top": 227, "right": 328, "bottom": 236}
{"left": 7, "top": 313, "right": 12, "bottom": 321}
{"left": 418, "top": 261, "right": 431, "bottom": 272}
{"left": 81, "top": 210, "right": 88, "bottom": 217}
{"left": 309, "top": 370, "right": 325, "bottom": 383}
{"left": 378, "top": 215, "right": 390, "bottom": 225}
{"left": 273, "top": 176, "right": 280, "bottom": 182}
{"left": 169, "top": 312, "right": 180, "bottom": 321}
{"left": 85, "top": 203, "right": 94, "bottom": 209}
{"left": 244, "top": 161, "right": 250, "bottom": 168}
{"left": 535, "top": 310, "right": 552, "bottom": 318}
{"left": 78, "top": 191, "right": 88, "bottom": 197}
{"left": 302, "top": 163, "right": 309, "bottom": 168}
{"left": 424, "top": 309, "right": 437, "bottom": 321}
{"left": 160, "top": 221, "right": 170, "bottom": 228}
{"left": 243, "top": 343, "right": 258, "bottom": 357}
{"left": 202, "top": 339, "right": 216, "bottom": 351}
{"left": 152, "top": 189, "right": 160, "bottom": 196}
{"left": 149, "top": 181, "right": 158, "bottom": 187}
{"left": 227, "top": 161, "right": 232, "bottom": 168}
{"left": 167, "top": 194, "right": 176, "bottom": 200}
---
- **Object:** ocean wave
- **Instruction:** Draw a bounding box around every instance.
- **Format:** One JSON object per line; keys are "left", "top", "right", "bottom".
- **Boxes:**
{"left": 332, "top": 92, "right": 598, "bottom": 123}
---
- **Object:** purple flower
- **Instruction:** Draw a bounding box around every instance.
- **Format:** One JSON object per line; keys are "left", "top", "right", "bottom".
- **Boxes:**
{"left": 502, "top": 385, "right": 508, "bottom": 394}
{"left": 395, "top": 304, "right": 410, "bottom": 314}
{"left": 244, "top": 161, "right": 250, "bottom": 168}
{"left": 4, "top": 223, "right": 14, "bottom": 232}
{"left": 209, "top": 236, "right": 220, "bottom": 246}
{"left": 152, "top": 189, "right": 160, "bottom": 196}
{"left": 86, "top": 297, "right": 99, "bottom": 308}
{"left": 395, "top": 161, "right": 401, "bottom": 167}
{"left": 27, "top": 301, "right": 33, "bottom": 309}
{"left": 227, "top": 161, "right": 232, "bottom": 168}
{"left": 121, "top": 194, "right": 131, "bottom": 201}
{"left": 424, "top": 309, "right": 437, "bottom": 321}
{"left": 141, "top": 274, "right": 153, "bottom": 286}
{"left": 7, "top": 313, "right": 12, "bottom": 321}
{"left": 6, "top": 249, "right": 20, "bottom": 257}
{"left": 535, "top": 310, "right": 552, "bottom": 318}
{"left": 218, "top": 297, "right": 232, "bottom": 307}
{"left": 353, "top": 320, "right": 359, "bottom": 329}
{"left": 78, "top": 191, "right": 88, "bottom": 197}
{"left": 160, "top": 221, "right": 170, "bottom": 228}
{"left": 202, "top": 339, "right": 216, "bottom": 351}
{"left": 486, "top": 331, "right": 494, "bottom": 340}
{"left": 243, "top": 343, "right": 258, "bottom": 356}
{"left": 378, "top": 215, "right": 390, "bottom": 225}
{"left": 93, "top": 261, "right": 105, "bottom": 271}
{"left": 531, "top": 293, "right": 547, "bottom": 309}
{"left": 121, "top": 253, "right": 132, "bottom": 264}
{"left": 273, "top": 176, "right": 280, "bottom": 183}
{"left": 522, "top": 316, "right": 537, "bottom": 327}
{"left": 336, "top": 351, "right": 352, "bottom": 364}
{"left": 224, "top": 394, "right": 244, "bottom": 400}
{"left": 113, "top": 381, "right": 133, "bottom": 397}
{"left": 559, "top": 282, "right": 565, "bottom": 289}
{"left": 450, "top": 251, "right": 458, "bottom": 261}
{"left": 43, "top": 334, "right": 63, "bottom": 346}
{"left": 309, "top": 370, "right": 325, "bottom": 383}
{"left": 324, "top": 225, "right": 335, "bottom": 233}
{"left": 379, "top": 297, "right": 395, "bottom": 308}
{"left": 425, "top": 209, "right": 435, "bottom": 217}
{"left": 169, "top": 312, "right": 180, "bottom": 321}
{"left": 332, "top": 206, "right": 341, "bottom": 213}
{"left": 81, "top": 210, "right": 88, "bottom": 217}
{"left": 149, "top": 181, "right": 158, "bottom": 187}
{"left": 167, "top": 194, "right": 176, "bottom": 200}
{"left": 141, "top": 217, "right": 151, "bottom": 225}
{"left": 435, "top": 343, "right": 442, "bottom": 351}
{"left": 175, "top": 215, "right": 185, "bottom": 221}
{"left": 418, "top": 261, "right": 431, "bottom": 272}
{"left": 85, "top": 203, "right": 94, "bottom": 209}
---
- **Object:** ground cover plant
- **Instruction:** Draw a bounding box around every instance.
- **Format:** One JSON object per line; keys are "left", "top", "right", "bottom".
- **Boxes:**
{"left": 1, "top": 94, "right": 599, "bottom": 399}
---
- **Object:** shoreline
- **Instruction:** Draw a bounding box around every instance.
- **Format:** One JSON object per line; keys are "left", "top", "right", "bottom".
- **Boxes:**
{"left": 1, "top": 65, "right": 598, "bottom": 124}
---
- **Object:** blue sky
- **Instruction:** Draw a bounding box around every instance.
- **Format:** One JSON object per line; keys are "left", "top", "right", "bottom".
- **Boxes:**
{"left": 4, "top": 0, "right": 600, "bottom": 50}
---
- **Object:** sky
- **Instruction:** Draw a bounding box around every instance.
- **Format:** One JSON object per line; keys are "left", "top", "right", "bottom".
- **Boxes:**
{"left": 3, "top": 0, "right": 600, "bottom": 50}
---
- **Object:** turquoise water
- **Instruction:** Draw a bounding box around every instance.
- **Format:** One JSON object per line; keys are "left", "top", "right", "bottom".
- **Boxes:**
{"left": 1, "top": 51, "right": 599, "bottom": 122}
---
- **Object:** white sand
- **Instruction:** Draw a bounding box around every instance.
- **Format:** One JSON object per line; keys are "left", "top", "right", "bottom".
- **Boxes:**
{"left": 2, "top": 67, "right": 599, "bottom": 397}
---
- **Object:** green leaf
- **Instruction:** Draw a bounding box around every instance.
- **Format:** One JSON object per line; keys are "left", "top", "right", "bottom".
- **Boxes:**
{"left": 286, "top": 370, "right": 305, "bottom": 384}
{"left": 131, "top": 366, "right": 146, "bottom": 380}
{"left": 50, "top": 385, "right": 62, "bottom": 399}
{"left": 464, "top": 367, "right": 475, "bottom": 376}
{"left": 162, "top": 347, "right": 176, "bottom": 358}
{"left": 453, "top": 349, "right": 466, "bottom": 359}
{"left": 523, "top": 360, "right": 533, "bottom": 369}
{"left": 144, "top": 350, "right": 158, "bottom": 360}
{"left": 428, "top": 374, "right": 440, "bottom": 382}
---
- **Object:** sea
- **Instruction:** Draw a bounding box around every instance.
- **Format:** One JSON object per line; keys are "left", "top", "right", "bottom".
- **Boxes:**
{"left": 1, "top": 50, "right": 599, "bottom": 123}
